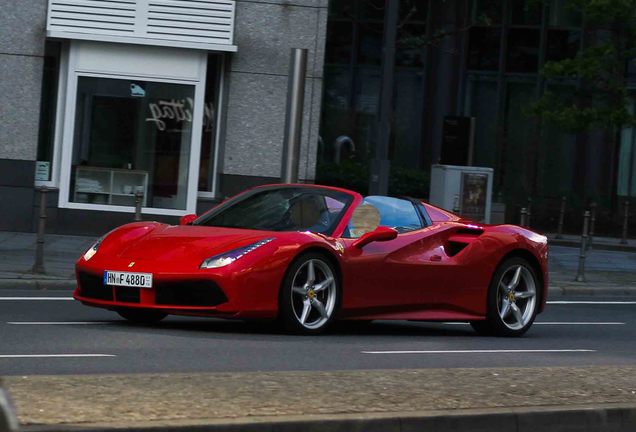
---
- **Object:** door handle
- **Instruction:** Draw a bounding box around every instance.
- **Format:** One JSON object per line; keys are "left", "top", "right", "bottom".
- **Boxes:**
{"left": 430, "top": 254, "right": 442, "bottom": 262}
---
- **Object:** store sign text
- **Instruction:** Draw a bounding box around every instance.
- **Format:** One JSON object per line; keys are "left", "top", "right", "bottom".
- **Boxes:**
{"left": 146, "top": 98, "right": 215, "bottom": 131}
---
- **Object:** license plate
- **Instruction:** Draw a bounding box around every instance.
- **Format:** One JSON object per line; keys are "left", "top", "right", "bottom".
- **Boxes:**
{"left": 103, "top": 271, "right": 152, "bottom": 288}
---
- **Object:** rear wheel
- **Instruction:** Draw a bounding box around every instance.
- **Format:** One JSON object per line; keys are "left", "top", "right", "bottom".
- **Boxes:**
{"left": 471, "top": 257, "right": 539, "bottom": 337}
{"left": 117, "top": 309, "right": 167, "bottom": 324}
{"left": 279, "top": 253, "right": 339, "bottom": 335}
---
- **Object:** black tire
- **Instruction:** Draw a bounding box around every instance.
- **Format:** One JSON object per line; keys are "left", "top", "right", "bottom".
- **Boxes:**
{"left": 117, "top": 308, "right": 167, "bottom": 324}
{"left": 470, "top": 257, "right": 540, "bottom": 337}
{"left": 279, "top": 252, "right": 340, "bottom": 335}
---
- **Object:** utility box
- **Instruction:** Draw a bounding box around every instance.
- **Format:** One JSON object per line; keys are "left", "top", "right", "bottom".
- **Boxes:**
{"left": 429, "top": 164, "right": 494, "bottom": 223}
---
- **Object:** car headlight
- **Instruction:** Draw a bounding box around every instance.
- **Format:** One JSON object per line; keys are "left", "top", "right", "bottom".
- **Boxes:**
{"left": 82, "top": 238, "right": 102, "bottom": 261}
{"left": 200, "top": 238, "right": 274, "bottom": 269}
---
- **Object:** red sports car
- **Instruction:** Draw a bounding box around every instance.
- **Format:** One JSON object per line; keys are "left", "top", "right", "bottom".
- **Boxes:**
{"left": 74, "top": 184, "right": 548, "bottom": 336}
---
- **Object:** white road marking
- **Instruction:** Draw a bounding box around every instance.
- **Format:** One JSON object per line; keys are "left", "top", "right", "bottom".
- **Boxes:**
{"left": 440, "top": 322, "right": 625, "bottom": 326}
{"left": 547, "top": 301, "right": 636, "bottom": 305}
{"left": 0, "top": 354, "right": 115, "bottom": 359}
{"left": 7, "top": 322, "right": 111, "bottom": 325}
{"left": 0, "top": 297, "right": 74, "bottom": 300}
{"left": 362, "top": 349, "right": 596, "bottom": 355}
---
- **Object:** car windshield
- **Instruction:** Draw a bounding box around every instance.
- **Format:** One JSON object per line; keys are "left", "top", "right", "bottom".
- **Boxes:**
{"left": 193, "top": 187, "right": 353, "bottom": 235}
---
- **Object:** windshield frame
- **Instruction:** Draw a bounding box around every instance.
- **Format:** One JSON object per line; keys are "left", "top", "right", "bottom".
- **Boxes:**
{"left": 192, "top": 185, "right": 356, "bottom": 236}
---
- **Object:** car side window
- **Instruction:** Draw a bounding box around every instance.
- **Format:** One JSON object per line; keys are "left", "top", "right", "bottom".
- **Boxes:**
{"left": 343, "top": 196, "right": 423, "bottom": 238}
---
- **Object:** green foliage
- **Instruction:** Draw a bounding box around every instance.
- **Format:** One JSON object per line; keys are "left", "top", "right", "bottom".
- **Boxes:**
{"left": 532, "top": 0, "right": 636, "bottom": 132}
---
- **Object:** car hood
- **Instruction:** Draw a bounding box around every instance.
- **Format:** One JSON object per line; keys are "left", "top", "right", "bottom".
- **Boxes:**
{"left": 114, "top": 224, "right": 274, "bottom": 262}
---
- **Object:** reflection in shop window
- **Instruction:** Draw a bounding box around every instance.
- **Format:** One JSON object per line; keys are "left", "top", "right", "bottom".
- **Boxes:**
{"left": 468, "top": 27, "right": 501, "bottom": 71}
{"left": 507, "top": 28, "right": 540, "bottom": 73}
{"left": 198, "top": 54, "right": 221, "bottom": 193}
{"left": 546, "top": 30, "right": 580, "bottom": 62}
{"left": 70, "top": 77, "right": 195, "bottom": 210}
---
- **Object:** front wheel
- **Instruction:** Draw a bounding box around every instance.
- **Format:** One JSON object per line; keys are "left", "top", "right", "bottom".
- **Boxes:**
{"left": 117, "top": 309, "right": 167, "bottom": 325}
{"left": 279, "top": 253, "right": 340, "bottom": 335}
{"left": 471, "top": 257, "right": 540, "bottom": 337}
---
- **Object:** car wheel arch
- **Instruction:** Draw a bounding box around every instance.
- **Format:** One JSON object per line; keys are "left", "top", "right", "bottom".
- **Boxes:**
{"left": 496, "top": 249, "right": 544, "bottom": 303}
{"left": 277, "top": 247, "right": 343, "bottom": 309}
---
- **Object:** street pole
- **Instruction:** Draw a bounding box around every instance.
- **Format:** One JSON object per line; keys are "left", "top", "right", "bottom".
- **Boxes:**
{"left": 32, "top": 186, "right": 48, "bottom": 274}
{"left": 556, "top": 196, "right": 566, "bottom": 239}
{"left": 369, "top": 1, "right": 399, "bottom": 196}
{"left": 588, "top": 201, "right": 596, "bottom": 250}
{"left": 575, "top": 210, "right": 590, "bottom": 282}
{"left": 620, "top": 201, "right": 629, "bottom": 245}
{"left": 281, "top": 48, "right": 308, "bottom": 184}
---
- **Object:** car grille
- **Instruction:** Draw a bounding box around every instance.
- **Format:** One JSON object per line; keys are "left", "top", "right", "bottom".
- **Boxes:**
{"left": 155, "top": 280, "right": 227, "bottom": 307}
{"left": 78, "top": 272, "right": 113, "bottom": 301}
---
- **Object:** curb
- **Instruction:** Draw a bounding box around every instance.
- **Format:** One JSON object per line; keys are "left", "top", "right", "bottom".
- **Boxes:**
{"left": 0, "top": 279, "right": 75, "bottom": 291}
{"left": 549, "top": 238, "right": 636, "bottom": 253}
{"left": 19, "top": 404, "right": 636, "bottom": 432}
{"left": 0, "top": 384, "right": 18, "bottom": 432}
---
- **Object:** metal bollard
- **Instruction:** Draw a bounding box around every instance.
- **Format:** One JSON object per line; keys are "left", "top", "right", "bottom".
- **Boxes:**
{"left": 32, "top": 186, "right": 48, "bottom": 274}
{"left": 620, "top": 201, "right": 630, "bottom": 245}
{"left": 0, "top": 382, "right": 18, "bottom": 432}
{"left": 575, "top": 210, "right": 590, "bottom": 282}
{"left": 526, "top": 197, "right": 532, "bottom": 228}
{"left": 134, "top": 191, "right": 143, "bottom": 221}
{"left": 588, "top": 202, "right": 596, "bottom": 250}
{"left": 520, "top": 207, "right": 528, "bottom": 227}
{"left": 555, "top": 196, "right": 566, "bottom": 239}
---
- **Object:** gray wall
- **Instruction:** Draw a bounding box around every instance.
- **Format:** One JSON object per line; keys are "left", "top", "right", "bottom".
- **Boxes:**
{"left": 220, "top": 0, "right": 328, "bottom": 193}
{"left": 0, "top": 0, "right": 47, "bottom": 231}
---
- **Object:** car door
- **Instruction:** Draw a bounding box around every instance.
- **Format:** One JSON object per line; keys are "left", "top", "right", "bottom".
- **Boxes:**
{"left": 339, "top": 197, "right": 454, "bottom": 316}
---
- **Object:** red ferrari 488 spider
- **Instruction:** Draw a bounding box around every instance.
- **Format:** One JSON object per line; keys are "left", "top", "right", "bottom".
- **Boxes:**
{"left": 75, "top": 184, "right": 548, "bottom": 336}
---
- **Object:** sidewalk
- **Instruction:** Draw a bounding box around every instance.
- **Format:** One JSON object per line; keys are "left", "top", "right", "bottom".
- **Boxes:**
{"left": 3, "top": 367, "right": 636, "bottom": 431}
{"left": 1, "top": 230, "right": 635, "bottom": 294}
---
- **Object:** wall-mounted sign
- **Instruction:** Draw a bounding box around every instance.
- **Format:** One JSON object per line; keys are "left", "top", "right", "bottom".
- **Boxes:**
{"left": 35, "top": 161, "right": 50, "bottom": 182}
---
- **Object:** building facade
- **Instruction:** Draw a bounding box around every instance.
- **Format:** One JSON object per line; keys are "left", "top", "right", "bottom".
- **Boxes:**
{"left": 0, "top": 0, "right": 327, "bottom": 234}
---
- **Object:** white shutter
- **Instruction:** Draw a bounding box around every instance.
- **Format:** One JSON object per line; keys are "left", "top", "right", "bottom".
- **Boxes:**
{"left": 47, "top": 0, "right": 237, "bottom": 51}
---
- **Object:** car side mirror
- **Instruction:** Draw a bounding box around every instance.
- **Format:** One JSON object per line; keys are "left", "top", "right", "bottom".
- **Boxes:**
{"left": 352, "top": 226, "right": 398, "bottom": 249}
{"left": 179, "top": 214, "right": 197, "bottom": 225}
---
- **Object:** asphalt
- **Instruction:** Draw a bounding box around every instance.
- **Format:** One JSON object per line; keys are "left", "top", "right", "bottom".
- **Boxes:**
{"left": 1, "top": 229, "right": 636, "bottom": 431}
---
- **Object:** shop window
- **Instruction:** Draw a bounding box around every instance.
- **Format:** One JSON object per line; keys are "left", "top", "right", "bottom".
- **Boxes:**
{"left": 467, "top": 27, "right": 501, "bottom": 71}
{"left": 546, "top": 30, "right": 580, "bottom": 62}
{"left": 618, "top": 99, "right": 636, "bottom": 197}
{"left": 326, "top": 21, "right": 354, "bottom": 64}
{"left": 396, "top": 23, "right": 426, "bottom": 68}
{"left": 198, "top": 54, "right": 222, "bottom": 193}
{"left": 70, "top": 77, "right": 195, "bottom": 210}
{"left": 507, "top": 28, "right": 540, "bottom": 73}
{"left": 36, "top": 41, "right": 62, "bottom": 182}
{"left": 400, "top": 0, "right": 428, "bottom": 23}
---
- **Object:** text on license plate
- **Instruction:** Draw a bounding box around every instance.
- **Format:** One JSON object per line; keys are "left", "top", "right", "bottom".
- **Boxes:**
{"left": 103, "top": 271, "right": 152, "bottom": 288}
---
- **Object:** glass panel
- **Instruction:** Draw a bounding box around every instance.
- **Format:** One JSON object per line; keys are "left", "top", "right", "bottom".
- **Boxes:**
{"left": 507, "top": 28, "right": 540, "bottom": 73}
{"left": 396, "top": 23, "right": 426, "bottom": 68}
{"left": 358, "top": 0, "right": 385, "bottom": 21}
{"left": 198, "top": 54, "right": 221, "bottom": 192}
{"left": 467, "top": 27, "right": 501, "bottom": 71}
{"left": 618, "top": 99, "right": 636, "bottom": 196}
{"left": 328, "top": 0, "right": 354, "bottom": 19}
{"left": 548, "top": 0, "right": 582, "bottom": 27}
{"left": 466, "top": 77, "right": 498, "bottom": 168}
{"left": 357, "top": 22, "right": 384, "bottom": 65}
{"left": 36, "top": 41, "right": 62, "bottom": 182}
{"left": 510, "top": 0, "right": 542, "bottom": 26}
{"left": 546, "top": 29, "right": 580, "bottom": 62}
{"left": 472, "top": 0, "right": 502, "bottom": 25}
{"left": 392, "top": 70, "right": 423, "bottom": 168}
{"left": 400, "top": 0, "right": 428, "bottom": 23}
{"left": 70, "top": 77, "right": 195, "bottom": 210}
{"left": 326, "top": 20, "right": 354, "bottom": 64}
